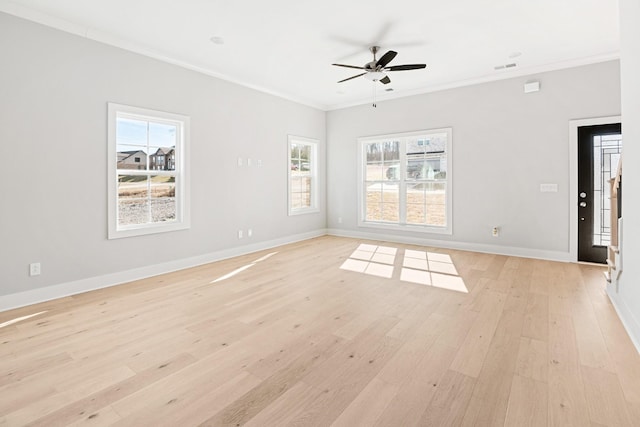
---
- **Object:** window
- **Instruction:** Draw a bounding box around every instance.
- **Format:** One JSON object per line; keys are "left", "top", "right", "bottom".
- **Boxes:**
{"left": 358, "top": 128, "right": 452, "bottom": 234}
{"left": 108, "top": 103, "right": 190, "bottom": 239}
{"left": 288, "top": 135, "right": 318, "bottom": 215}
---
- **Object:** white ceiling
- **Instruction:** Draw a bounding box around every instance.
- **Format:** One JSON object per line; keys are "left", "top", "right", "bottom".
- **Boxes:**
{"left": 0, "top": 0, "right": 620, "bottom": 110}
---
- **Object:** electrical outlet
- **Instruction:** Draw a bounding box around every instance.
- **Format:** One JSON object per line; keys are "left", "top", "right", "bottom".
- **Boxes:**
{"left": 237, "top": 157, "right": 243, "bottom": 167}
{"left": 29, "top": 262, "right": 41, "bottom": 276}
{"left": 238, "top": 230, "right": 243, "bottom": 239}
{"left": 247, "top": 228, "right": 253, "bottom": 237}
{"left": 492, "top": 227, "right": 500, "bottom": 237}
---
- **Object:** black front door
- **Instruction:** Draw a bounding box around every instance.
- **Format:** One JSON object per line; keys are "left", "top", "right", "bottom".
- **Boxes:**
{"left": 577, "top": 123, "right": 622, "bottom": 264}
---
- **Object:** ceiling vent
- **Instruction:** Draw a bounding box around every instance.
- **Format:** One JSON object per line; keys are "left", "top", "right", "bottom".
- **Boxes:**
{"left": 494, "top": 63, "right": 517, "bottom": 70}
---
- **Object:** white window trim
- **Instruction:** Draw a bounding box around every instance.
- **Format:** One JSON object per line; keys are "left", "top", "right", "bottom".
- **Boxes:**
{"left": 288, "top": 135, "right": 319, "bottom": 216}
{"left": 107, "top": 103, "right": 191, "bottom": 239}
{"left": 357, "top": 128, "right": 453, "bottom": 235}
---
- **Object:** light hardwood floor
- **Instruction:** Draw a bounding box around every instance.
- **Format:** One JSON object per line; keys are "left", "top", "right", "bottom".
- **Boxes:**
{"left": 1, "top": 236, "right": 639, "bottom": 426}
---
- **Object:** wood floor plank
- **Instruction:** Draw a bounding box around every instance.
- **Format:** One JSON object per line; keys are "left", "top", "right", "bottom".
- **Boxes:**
{"left": 4, "top": 391, "right": 74, "bottom": 426}
{"left": 24, "top": 353, "right": 197, "bottom": 427}
{"left": 115, "top": 370, "right": 262, "bottom": 427}
{"left": 460, "top": 307, "right": 525, "bottom": 427}
{"left": 581, "top": 365, "right": 634, "bottom": 427}
{"left": 376, "top": 313, "right": 447, "bottom": 386}
{"left": 504, "top": 375, "right": 547, "bottom": 427}
{"left": 586, "top": 277, "right": 640, "bottom": 404}
{"left": 330, "top": 377, "right": 398, "bottom": 427}
{"left": 65, "top": 405, "right": 122, "bottom": 427}
{"left": 522, "top": 292, "right": 549, "bottom": 342}
{"left": 516, "top": 337, "right": 548, "bottom": 382}
{"left": 198, "top": 333, "right": 345, "bottom": 427}
{"left": 450, "top": 290, "right": 507, "bottom": 378}
{"left": 243, "top": 381, "right": 322, "bottom": 427}
{"left": 374, "top": 341, "right": 458, "bottom": 427}
{"left": 548, "top": 313, "right": 591, "bottom": 427}
{"left": 572, "top": 298, "right": 617, "bottom": 372}
{"left": 333, "top": 313, "right": 378, "bottom": 340}
{"left": 290, "top": 334, "right": 402, "bottom": 425}
{"left": 0, "top": 351, "right": 72, "bottom": 388}
{"left": 418, "top": 369, "right": 476, "bottom": 426}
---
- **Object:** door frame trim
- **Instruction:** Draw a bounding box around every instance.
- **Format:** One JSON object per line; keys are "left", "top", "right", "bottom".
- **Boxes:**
{"left": 569, "top": 115, "right": 621, "bottom": 262}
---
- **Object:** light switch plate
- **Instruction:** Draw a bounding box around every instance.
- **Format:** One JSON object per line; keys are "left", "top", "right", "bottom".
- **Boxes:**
{"left": 540, "top": 183, "right": 558, "bottom": 192}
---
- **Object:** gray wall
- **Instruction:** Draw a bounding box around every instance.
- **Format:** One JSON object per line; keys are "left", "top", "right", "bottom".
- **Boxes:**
{"left": 327, "top": 61, "right": 621, "bottom": 257}
{"left": 614, "top": 0, "right": 640, "bottom": 350}
{"left": 0, "top": 12, "right": 326, "bottom": 297}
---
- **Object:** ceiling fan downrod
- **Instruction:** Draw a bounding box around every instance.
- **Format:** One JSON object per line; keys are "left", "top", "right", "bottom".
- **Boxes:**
{"left": 370, "top": 46, "right": 380, "bottom": 63}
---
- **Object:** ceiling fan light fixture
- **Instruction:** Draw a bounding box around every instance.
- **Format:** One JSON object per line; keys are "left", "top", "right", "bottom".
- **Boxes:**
{"left": 365, "top": 71, "right": 386, "bottom": 81}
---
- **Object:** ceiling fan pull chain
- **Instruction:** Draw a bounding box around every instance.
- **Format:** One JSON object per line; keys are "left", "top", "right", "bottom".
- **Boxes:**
{"left": 372, "top": 82, "right": 377, "bottom": 108}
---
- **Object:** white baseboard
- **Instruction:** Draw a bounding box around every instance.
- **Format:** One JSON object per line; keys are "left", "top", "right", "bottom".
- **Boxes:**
{"left": 327, "top": 228, "right": 572, "bottom": 262}
{"left": 606, "top": 284, "right": 640, "bottom": 354}
{"left": 0, "top": 229, "right": 327, "bottom": 313}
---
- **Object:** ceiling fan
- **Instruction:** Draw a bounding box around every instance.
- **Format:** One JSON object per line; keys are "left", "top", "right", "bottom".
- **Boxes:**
{"left": 332, "top": 46, "right": 426, "bottom": 85}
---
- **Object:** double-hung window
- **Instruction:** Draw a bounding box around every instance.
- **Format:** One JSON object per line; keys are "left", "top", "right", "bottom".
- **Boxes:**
{"left": 358, "top": 128, "right": 452, "bottom": 234}
{"left": 108, "top": 103, "right": 190, "bottom": 239}
{"left": 288, "top": 135, "right": 319, "bottom": 215}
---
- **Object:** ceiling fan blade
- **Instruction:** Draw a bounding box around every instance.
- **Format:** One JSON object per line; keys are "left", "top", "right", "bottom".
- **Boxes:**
{"left": 379, "top": 76, "right": 391, "bottom": 84}
{"left": 332, "top": 63, "right": 365, "bottom": 70}
{"left": 376, "top": 50, "right": 397, "bottom": 68}
{"left": 337, "top": 73, "right": 366, "bottom": 83}
{"left": 385, "top": 64, "right": 427, "bottom": 71}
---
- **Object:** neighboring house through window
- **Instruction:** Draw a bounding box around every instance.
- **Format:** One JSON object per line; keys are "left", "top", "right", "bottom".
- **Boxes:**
{"left": 149, "top": 147, "right": 174, "bottom": 170}
{"left": 358, "top": 128, "right": 452, "bottom": 234}
{"left": 288, "top": 135, "right": 319, "bottom": 215}
{"left": 108, "top": 103, "right": 190, "bottom": 239}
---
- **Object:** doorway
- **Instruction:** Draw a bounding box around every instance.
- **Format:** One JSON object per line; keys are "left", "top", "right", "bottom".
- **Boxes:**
{"left": 577, "top": 123, "right": 622, "bottom": 263}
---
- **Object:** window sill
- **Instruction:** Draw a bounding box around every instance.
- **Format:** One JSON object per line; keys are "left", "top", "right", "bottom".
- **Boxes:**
{"left": 108, "top": 221, "right": 190, "bottom": 239}
{"left": 357, "top": 220, "right": 452, "bottom": 235}
{"left": 289, "top": 207, "right": 320, "bottom": 216}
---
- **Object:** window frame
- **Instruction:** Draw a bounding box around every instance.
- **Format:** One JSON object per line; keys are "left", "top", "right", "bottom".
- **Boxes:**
{"left": 357, "top": 128, "right": 453, "bottom": 234}
{"left": 287, "top": 135, "right": 319, "bottom": 216}
{"left": 107, "top": 103, "right": 190, "bottom": 239}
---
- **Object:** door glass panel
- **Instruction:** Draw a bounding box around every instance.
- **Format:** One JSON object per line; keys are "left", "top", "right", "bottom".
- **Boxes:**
{"left": 592, "top": 134, "right": 622, "bottom": 246}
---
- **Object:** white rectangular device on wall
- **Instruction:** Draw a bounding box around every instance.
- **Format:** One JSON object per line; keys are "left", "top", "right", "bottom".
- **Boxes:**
{"left": 524, "top": 81, "right": 540, "bottom": 93}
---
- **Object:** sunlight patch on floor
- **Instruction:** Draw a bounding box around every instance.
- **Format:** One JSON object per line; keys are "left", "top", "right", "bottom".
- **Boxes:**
{"left": 340, "top": 244, "right": 467, "bottom": 293}
{"left": 0, "top": 311, "right": 48, "bottom": 329}
{"left": 211, "top": 252, "right": 279, "bottom": 283}
{"left": 340, "top": 244, "right": 397, "bottom": 279}
{"left": 401, "top": 250, "right": 467, "bottom": 293}
{"left": 400, "top": 267, "right": 431, "bottom": 285}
